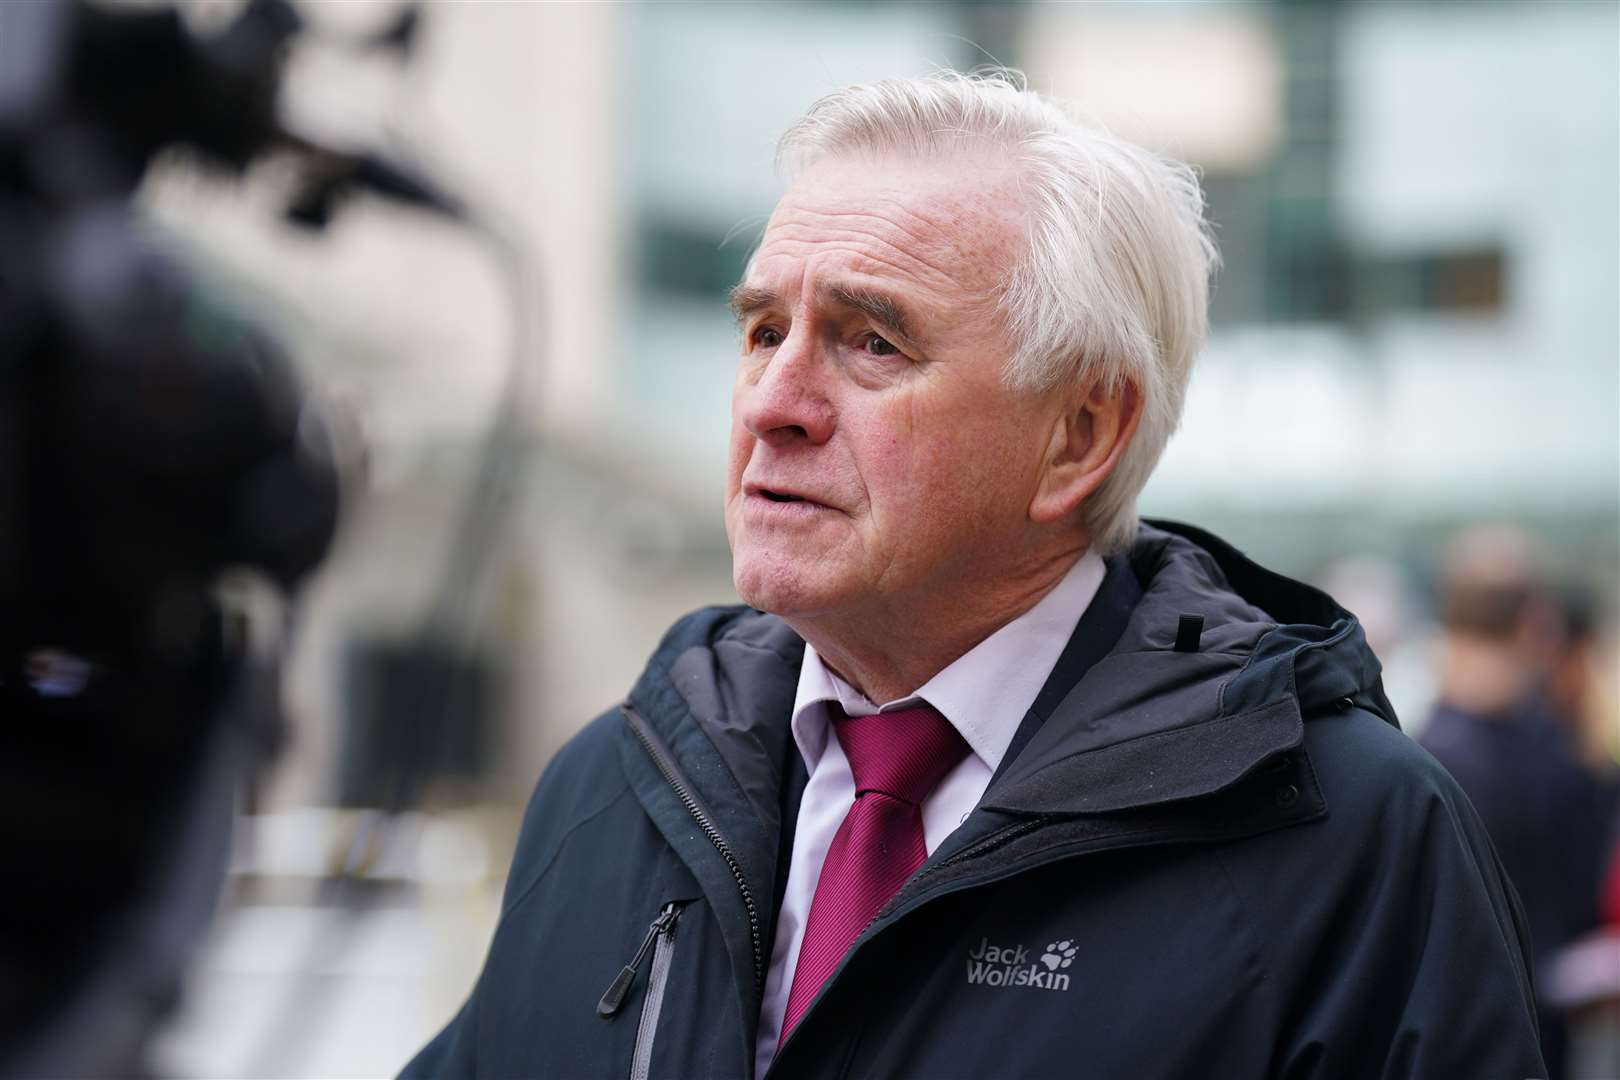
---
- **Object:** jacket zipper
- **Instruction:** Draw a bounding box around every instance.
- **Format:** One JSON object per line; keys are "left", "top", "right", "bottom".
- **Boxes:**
{"left": 624, "top": 706, "right": 764, "bottom": 991}
{"left": 902, "top": 817, "right": 1048, "bottom": 894}
{"left": 597, "top": 902, "right": 682, "bottom": 1019}
{"left": 629, "top": 902, "right": 681, "bottom": 1080}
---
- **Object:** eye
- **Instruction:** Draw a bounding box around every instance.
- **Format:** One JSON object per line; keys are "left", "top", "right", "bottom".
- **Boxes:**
{"left": 862, "top": 334, "right": 900, "bottom": 357}
{"left": 750, "top": 325, "right": 784, "bottom": 350}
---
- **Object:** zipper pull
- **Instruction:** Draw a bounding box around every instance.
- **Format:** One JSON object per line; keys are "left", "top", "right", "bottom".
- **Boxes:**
{"left": 597, "top": 902, "right": 681, "bottom": 1018}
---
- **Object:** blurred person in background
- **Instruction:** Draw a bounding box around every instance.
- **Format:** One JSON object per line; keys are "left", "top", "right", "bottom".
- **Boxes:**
{"left": 402, "top": 72, "right": 1544, "bottom": 1079}
{"left": 1419, "top": 526, "right": 1618, "bottom": 1079}
{"left": 1546, "top": 595, "right": 1620, "bottom": 1080}
{"left": 1549, "top": 779, "right": 1620, "bottom": 1077}
{"left": 1547, "top": 592, "right": 1620, "bottom": 791}
{"left": 1547, "top": 758, "right": 1620, "bottom": 1079}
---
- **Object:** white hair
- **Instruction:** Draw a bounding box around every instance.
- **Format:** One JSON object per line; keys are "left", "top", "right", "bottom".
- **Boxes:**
{"left": 776, "top": 70, "right": 1218, "bottom": 555}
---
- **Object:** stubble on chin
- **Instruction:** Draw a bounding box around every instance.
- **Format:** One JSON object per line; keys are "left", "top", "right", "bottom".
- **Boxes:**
{"left": 730, "top": 536, "right": 829, "bottom": 619}
{"left": 731, "top": 547, "right": 789, "bottom": 615}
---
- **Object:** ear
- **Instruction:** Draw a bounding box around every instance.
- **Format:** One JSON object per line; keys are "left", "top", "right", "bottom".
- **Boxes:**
{"left": 1028, "top": 380, "right": 1143, "bottom": 526}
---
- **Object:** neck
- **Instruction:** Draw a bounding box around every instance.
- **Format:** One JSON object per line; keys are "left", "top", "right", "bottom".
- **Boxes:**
{"left": 789, "top": 546, "right": 1087, "bottom": 704}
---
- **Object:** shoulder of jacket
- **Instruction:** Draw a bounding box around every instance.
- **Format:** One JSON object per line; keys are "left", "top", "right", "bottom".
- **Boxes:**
{"left": 1213, "top": 704, "right": 1541, "bottom": 1071}
{"left": 1209, "top": 706, "right": 1512, "bottom": 960}
{"left": 501, "top": 707, "right": 633, "bottom": 896}
{"left": 1286, "top": 714, "right": 1514, "bottom": 891}
{"left": 500, "top": 606, "right": 797, "bottom": 891}
{"left": 1302, "top": 705, "right": 1469, "bottom": 825}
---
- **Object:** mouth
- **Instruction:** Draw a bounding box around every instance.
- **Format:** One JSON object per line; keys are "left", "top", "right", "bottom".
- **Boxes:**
{"left": 744, "top": 483, "right": 833, "bottom": 511}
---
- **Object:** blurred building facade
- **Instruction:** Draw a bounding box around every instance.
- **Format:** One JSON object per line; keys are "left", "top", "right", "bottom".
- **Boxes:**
{"left": 625, "top": 0, "right": 1619, "bottom": 579}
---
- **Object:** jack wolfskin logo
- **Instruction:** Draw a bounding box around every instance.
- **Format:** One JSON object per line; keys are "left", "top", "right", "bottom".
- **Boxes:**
{"left": 966, "top": 937, "right": 1072, "bottom": 992}
{"left": 1041, "top": 940, "right": 1077, "bottom": 971}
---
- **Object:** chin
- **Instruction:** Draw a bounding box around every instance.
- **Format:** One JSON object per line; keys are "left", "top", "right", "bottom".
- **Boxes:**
{"left": 732, "top": 565, "right": 800, "bottom": 616}
{"left": 732, "top": 552, "right": 838, "bottom": 618}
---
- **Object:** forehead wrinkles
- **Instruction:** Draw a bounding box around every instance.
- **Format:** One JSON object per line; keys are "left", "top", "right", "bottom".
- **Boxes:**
{"left": 755, "top": 187, "right": 1016, "bottom": 308}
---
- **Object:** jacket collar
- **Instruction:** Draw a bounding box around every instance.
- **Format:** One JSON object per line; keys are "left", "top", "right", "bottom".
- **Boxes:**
{"left": 980, "top": 521, "right": 1394, "bottom": 814}
{"left": 627, "top": 519, "right": 1393, "bottom": 834}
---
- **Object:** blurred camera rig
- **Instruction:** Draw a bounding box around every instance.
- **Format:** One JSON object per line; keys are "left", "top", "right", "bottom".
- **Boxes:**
{"left": 0, "top": 2, "right": 481, "bottom": 1072}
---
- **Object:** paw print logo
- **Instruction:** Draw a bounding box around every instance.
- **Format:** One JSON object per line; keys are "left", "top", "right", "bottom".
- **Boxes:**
{"left": 1040, "top": 940, "right": 1077, "bottom": 971}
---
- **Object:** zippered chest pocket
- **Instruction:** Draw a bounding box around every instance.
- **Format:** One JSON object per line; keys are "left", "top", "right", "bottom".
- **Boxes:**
{"left": 598, "top": 900, "right": 688, "bottom": 1080}
{"left": 598, "top": 901, "right": 684, "bottom": 1018}
{"left": 597, "top": 855, "right": 705, "bottom": 1080}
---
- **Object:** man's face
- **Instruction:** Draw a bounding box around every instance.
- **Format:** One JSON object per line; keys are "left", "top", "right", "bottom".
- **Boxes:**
{"left": 724, "top": 150, "right": 1063, "bottom": 624}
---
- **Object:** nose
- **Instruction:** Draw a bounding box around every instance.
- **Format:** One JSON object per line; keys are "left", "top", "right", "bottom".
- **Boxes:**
{"left": 735, "top": 327, "right": 835, "bottom": 446}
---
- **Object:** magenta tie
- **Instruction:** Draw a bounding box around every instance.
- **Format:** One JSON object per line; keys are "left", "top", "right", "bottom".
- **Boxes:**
{"left": 781, "top": 703, "right": 970, "bottom": 1036}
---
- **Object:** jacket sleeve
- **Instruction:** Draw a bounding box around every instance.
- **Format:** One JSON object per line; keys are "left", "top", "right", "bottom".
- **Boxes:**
{"left": 1257, "top": 712, "right": 1547, "bottom": 1080}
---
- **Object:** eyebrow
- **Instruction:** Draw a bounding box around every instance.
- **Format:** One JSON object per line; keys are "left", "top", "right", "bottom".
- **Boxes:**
{"left": 823, "top": 285, "right": 918, "bottom": 345}
{"left": 727, "top": 285, "right": 777, "bottom": 325}
{"left": 726, "top": 283, "right": 920, "bottom": 345}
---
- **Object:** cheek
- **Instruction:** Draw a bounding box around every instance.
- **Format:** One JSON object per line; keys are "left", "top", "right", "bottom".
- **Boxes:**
{"left": 906, "top": 407, "right": 1039, "bottom": 523}
{"left": 846, "top": 408, "right": 918, "bottom": 512}
{"left": 869, "top": 389, "right": 1015, "bottom": 490}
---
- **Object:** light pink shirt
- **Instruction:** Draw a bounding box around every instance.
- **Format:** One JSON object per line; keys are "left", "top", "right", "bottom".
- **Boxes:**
{"left": 752, "top": 551, "right": 1107, "bottom": 1076}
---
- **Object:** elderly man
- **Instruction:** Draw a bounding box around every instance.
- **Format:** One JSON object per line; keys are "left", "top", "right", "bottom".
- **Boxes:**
{"left": 404, "top": 73, "right": 1544, "bottom": 1079}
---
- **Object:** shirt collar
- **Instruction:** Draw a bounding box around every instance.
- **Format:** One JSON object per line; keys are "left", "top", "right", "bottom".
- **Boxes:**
{"left": 790, "top": 550, "right": 1108, "bottom": 775}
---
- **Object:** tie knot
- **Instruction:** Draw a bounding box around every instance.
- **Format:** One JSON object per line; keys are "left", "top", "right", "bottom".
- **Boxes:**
{"left": 833, "top": 704, "right": 970, "bottom": 805}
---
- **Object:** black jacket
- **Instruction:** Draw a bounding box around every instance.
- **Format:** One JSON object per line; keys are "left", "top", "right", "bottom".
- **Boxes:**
{"left": 403, "top": 522, "right": 1545, "bottom": 1079}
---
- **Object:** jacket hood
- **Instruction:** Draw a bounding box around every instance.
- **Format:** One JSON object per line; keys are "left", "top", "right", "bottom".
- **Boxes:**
{"left": 979, "top": 520, "right": 1395, "bottom": 816}
{"left": 626, "top": 519, "right": 1395, "bottom": 827}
